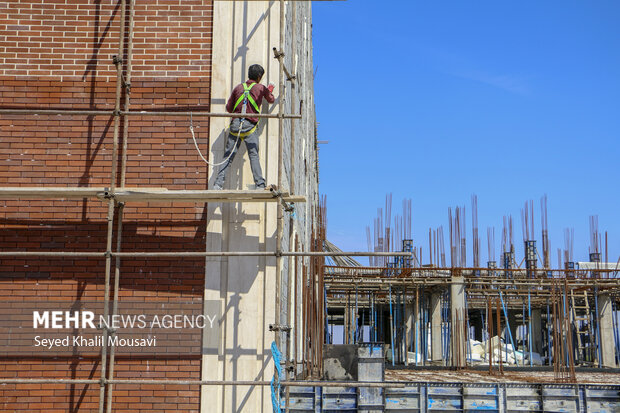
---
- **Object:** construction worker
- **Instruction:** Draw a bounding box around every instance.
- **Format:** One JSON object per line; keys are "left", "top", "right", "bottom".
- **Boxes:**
{"left": 213, "top": 64, "right": 275, "bottom": 190}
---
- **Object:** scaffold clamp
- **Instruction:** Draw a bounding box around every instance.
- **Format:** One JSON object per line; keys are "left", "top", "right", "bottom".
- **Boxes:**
{"left": 269, "top": 324, "right": 291, "bottom": 332}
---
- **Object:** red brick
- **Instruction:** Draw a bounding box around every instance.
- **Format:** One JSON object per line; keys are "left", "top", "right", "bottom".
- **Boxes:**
{"left": 0, "top": 1, "right": 212, "bottom": 411}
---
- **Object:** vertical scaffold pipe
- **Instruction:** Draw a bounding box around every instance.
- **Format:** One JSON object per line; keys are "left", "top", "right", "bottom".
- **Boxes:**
{"left": 547, "top": 300, "right": 552, "bottom": 365}
{"left": 414, "top": 288, "right": 419, "bottom": 366}
{"left": 465, "top": 293, "right": 472, "bottom": 366}
{"left": 389, "top": 286, "right": 395, "bottom": 366}
{"left": 594, "top": 288, "right": 603, "bottom": 367}
{"left": 528, "top": 291, "right": 533, "bottom": 367}
{"left": 354, "top": 285, "right": 358, "bottom": 344}
{"left": 499, "top": 291, "right": 520, "bottom": 366}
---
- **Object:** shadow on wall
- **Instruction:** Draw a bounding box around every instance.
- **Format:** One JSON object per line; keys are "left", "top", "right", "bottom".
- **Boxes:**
{"left": 0, "top": 213, "right": 264, "bottom": 296}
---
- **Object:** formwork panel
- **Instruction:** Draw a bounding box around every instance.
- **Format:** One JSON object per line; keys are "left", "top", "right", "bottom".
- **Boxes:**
{"left": 542, "top": 386, "right": 579, "bottom": 413}
{"left": 584, "top": 386, "right": 620, "bottom": 413}
{"left": 385, "top": 384, "right": 421, "bottom": 411}
{"left": 282, "top": 386, "right": 318, "bottom": 411}
{"left": 322, "top": 386, "right": 357, "bottom": 411}
{"left": 282, "top": 383, "right": 620, "bottom": 413}
{"left": 358, "top": 343, "right": 385, "bottom": 412}
{"left": 463, "top": 384, "right": 499, "bottom": 411}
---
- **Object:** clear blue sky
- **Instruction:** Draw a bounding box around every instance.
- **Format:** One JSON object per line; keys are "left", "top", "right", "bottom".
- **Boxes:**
{"left": 312, "top": 1, "right": 620, "bottom": 266}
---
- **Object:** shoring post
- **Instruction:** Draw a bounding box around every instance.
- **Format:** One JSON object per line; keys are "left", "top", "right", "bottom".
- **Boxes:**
{"left": 594, "top": 287, "right": 603, "bottom": 367}
{"left": 414, "top": 288, "right": 419, "bottom": 366}
{"left": 613, "top": 300, "right": 620, "bottom": 365}
{"left": 547, "top": 300, "right": 552, "bottom": 365}
{"left": 487, "top": 297, "right": 492, "bottom": 375}
{"left": 464, "top": 293, "right": 471, "bottom": 367}
{"left": 354, "top": 284, "right": 359, "bottom": 343}
{"left": 528, "top": 290, "right": 533, "bottom": 367}
{"left": 496, "top": 298, "right": 503, "bottom": 374}
{"left": 404, "top": 287, "right": 409, "bottom": 366}
{"left": 498, "top": 291, "right": 520, "bottom": 367}
{"left": 389, "top": 286, "right": 395, "bottom": 366}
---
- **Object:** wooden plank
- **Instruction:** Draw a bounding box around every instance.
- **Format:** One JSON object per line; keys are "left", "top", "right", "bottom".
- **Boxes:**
{"left": 0, "top": 187, "right": 306, "bottom": 203}
{"left": 0, "top": 187, "right": 106, "bottom": 199}
{"left": 113, "top": 189, "right": 306, "bottom": 203}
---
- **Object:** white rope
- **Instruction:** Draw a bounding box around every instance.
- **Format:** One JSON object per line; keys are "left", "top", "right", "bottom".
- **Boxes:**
{"left": 189, "top": 112, "right": 244, "bottom": 167}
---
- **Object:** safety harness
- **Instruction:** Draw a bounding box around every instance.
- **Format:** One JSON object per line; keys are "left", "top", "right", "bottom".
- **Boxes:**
{"left": 230, "top": 82, "right": 259, "bottom": 138}
{"left": 189, "top": 81, "right": 260, "bottom": 167}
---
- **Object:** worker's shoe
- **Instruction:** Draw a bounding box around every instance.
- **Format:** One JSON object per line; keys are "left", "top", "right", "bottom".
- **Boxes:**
{"left": 256, "top": 184, "right": 266, "bottom": 190}
{"left": 212, "top": 184, "right": 223, "bottom": 190}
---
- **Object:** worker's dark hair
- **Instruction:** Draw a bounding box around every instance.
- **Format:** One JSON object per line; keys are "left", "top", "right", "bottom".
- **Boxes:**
{"left": 248, "top": 64, "right": 265, "bottom": 81}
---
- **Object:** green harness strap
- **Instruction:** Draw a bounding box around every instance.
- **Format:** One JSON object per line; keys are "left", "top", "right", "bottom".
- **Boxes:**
{"left": 232, "top": 82, "right": 260, "bottom": 114}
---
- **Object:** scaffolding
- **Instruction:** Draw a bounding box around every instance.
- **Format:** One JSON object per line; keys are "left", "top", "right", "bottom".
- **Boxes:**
{"left": 0, "top": 1, "right": 415, "bottom": 412}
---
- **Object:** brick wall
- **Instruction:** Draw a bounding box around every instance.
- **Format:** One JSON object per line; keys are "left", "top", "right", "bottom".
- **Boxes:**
{"left": 0, "top": 1, "right": 213, "bottom": 412}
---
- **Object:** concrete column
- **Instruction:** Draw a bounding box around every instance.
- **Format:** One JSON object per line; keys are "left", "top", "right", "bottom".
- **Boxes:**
{"left": 430, "top": 292, "right": 442, "bottom": 361}
{"left": 451, "top": 276, "right": 466, "bottom": 367}
{"left": 404, "top": 300, "right": 413, "bottom": 365}
{"left": 531, "top": 309, "right": 542, "bottom": 355}
{"left": 413, "top": 294, "right": 422, "bottom": 362}
{"left": 597, "top": 294, "right": 617, "bottom": 368}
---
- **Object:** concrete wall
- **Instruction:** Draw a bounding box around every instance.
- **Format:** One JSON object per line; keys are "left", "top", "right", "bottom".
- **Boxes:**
{"left": 203, "top": 1, "right": 318, "bottom": 412}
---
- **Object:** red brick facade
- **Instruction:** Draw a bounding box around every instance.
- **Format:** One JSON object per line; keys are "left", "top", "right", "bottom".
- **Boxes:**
{"left": 1, "top": 1, "right": 213, "bottom": 411}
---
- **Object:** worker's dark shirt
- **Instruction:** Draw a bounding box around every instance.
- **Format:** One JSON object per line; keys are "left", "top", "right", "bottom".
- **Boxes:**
{"left": 226, "top": 79, "right": 275, "bottom": 124}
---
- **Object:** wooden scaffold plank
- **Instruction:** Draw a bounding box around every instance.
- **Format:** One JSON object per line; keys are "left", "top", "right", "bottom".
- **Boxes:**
{"left": 0, "top": 187, "right": 306, "bottom": 203}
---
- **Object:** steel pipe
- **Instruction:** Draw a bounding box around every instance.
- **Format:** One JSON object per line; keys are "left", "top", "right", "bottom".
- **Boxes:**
{"left": 0, "top": 109, "right": 301, "bottom": 119}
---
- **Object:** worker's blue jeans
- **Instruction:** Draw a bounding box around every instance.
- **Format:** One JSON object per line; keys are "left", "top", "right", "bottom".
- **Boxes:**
{"left": 214, "top": 119, "right": 265, "bottom": 189}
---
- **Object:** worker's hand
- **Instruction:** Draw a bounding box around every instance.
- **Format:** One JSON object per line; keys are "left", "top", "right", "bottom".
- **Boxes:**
{"left": 268, "top": 83, "right": 275, "bottom": 93}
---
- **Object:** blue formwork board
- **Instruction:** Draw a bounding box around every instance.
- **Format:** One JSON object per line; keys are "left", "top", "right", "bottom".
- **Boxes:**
{"left": 322, "top": 386, "right": 357, "bottom": 412}
{"left": 385, "top": 384, "right": 422, "bottom": 411}
{"left": 281, "top": 386, "right": 317, "bottom": 411}
{"left": 282, "top": 382, "right": 620, "bottom": 413}
{"left": 463, "top": 385, "right": 498, "bottom": 411}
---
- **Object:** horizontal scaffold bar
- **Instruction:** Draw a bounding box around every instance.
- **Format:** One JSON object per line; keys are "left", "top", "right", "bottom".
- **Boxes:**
{"left": 0, "top": 378, "right": 404, "bottom": 388}
{"left": 0, "top": 251, "right": 413, "bottom": 258}
{"left": 0, "top": 109, "right": 301, "bottom": 119}
{"left": 0, "top": 187, "right": 306, "bottom": 203}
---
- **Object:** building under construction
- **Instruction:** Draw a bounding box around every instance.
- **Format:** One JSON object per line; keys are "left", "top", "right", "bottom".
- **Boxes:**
{"left": 1, "top": 1, "right": 619, "bottom": 412}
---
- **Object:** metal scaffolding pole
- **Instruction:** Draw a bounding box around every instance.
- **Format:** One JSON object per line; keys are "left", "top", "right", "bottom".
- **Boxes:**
{"left": 0, "top": 251, "right": 412, "bottom": 258}
{"left": 97, "top": 0, "right": 127, "bottom": 410}
{"left": 0, "top": 108, "right": 301, "bottom": 119}
{"left": 0, "top": 378, "right": 404, "bottom": 388}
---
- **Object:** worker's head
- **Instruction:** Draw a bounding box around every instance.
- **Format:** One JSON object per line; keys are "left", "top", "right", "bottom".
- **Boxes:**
{"left": 248, "top": 64, "right": 265, "bottom": 82}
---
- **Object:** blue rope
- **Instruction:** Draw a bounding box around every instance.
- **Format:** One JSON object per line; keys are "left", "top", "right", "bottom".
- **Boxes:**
{"left": 270, "top": 341, "right": 283, "bottom": 413}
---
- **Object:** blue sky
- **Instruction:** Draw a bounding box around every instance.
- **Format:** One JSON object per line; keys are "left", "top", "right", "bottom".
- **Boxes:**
{"left": 312, "top": 1, "right": 620, "bottom": 265}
